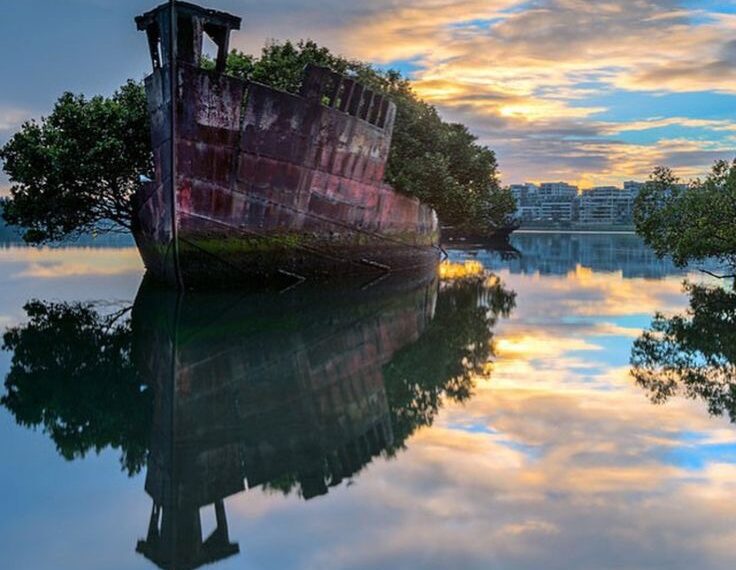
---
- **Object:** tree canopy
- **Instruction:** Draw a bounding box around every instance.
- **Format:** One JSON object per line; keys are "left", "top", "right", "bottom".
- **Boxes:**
{"left": 631, "top": 282, "right": 736, "bottom": 422}
{"left": 211, "top": 41, "right": 515, "bottom": 232}
{"left": 0, "top": 81, "right": 151, "bottom": 243}
{"left": 633, "top": 160, "right": 736, "bottom": 279}
{"left": 631, "top": 160, "right": 736, "bottom": 422}
{"left": 1, "top": 40, "right": 514, "bottom": 244}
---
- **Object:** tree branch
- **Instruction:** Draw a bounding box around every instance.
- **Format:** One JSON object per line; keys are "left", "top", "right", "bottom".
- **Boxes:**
{"left": 698, "top": 268, "right": 736, "bottom": 280}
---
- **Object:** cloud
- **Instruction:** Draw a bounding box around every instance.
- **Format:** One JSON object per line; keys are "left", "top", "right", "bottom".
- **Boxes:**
{"left": 1, "top": 246, "right": 143, "bottom": 278}
{"left": 614, "top": 15, "right": 736, "bottom": 93}
{"left": 603, "top": 117, "right": 736, "bottom": 135}
{"left": 5, "top": 0, "right": 736, "bottom": 189}
{"left": 482, "top": 131, "right": 734, "bottom": 187}
{"left": 0, "top": 106, "right": 30, "bottom": 135}
{"left": 0, "top": 106, "right": 32, "bottom": 194}
{"left": 289, "top": 0, "right": 736, "bottom": 185}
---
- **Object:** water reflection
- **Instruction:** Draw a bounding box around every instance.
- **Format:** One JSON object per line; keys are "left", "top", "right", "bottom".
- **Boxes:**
{"left": 2, "top": 300, "right": 147, "bottom": 474}
{"left": 2, "top": 266, "right": 515, "bottom": 569}
{"left": 474, "top": 231, "right": 688, "bottom": 278}
{"left": 632, "top": 283, "right": 736, "bottom": 421}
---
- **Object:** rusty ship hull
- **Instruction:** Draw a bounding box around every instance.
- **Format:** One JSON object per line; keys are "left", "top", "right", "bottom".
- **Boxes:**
{"left": 133, "top": 2, "right": 440, "bottom": 289}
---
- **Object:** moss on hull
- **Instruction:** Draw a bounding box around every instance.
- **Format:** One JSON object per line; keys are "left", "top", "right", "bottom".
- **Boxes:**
{"left": 122, "top": 225, "right": 433, "bottom": 289}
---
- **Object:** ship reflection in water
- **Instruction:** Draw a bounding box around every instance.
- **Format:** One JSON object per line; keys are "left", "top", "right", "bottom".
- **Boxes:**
{"left": 1, "top": 263, "right": 515, "bottom": 569}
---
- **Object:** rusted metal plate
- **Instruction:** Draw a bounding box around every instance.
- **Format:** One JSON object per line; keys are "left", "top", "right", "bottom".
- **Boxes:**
{"left": 134, "top": 3, "right": 439, "bottom": 288}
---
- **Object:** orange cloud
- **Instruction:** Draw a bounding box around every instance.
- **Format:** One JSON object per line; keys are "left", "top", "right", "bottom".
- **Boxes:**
{"left": 319, "top": 0, "right": 736, "bottom": 185}
{"left": 1, "top": 245, "right": 143, "bottom": 278}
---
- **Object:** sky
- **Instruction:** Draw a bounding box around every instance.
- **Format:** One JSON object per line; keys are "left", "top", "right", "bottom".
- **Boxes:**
{"left": 3, "top": 0, "right": 736, "bottom": 190}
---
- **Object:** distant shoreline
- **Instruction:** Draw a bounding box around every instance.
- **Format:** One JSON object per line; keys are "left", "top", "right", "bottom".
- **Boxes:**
{"left": 517, "top": 224, "right": 636, "bottom": 234}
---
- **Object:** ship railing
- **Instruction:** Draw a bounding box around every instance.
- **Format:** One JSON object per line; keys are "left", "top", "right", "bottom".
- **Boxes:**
{"left": 300, "top": 64, "right": 392, "bottom": 130}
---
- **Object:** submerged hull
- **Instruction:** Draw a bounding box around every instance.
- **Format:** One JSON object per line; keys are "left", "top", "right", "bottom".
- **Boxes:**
{"left": 132, "top": 11, "right": 439, "bottom": 288}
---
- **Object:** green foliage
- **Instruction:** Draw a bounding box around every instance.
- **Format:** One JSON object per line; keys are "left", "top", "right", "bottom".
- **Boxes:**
{"left": 631, "top": 282, "right": 736, "bottom": 421}
{"left": 219, "top": 40, "right": 352, "bottom": 91}
{"left": 383, "top": 274, "right": 516, "bottom": 450}
{"left": 388, "top": 100, "right": 514, "bottom": 231}
{"left": 212, "top": 41, "right": 514, "bottom": 232}
{"left": 1, "top": 301, "right": 151, "bottom": 475}
{"left": 2, "top": 38, "right": 513, "bottom": 243}
{"left": 633, "top": 161, "right": 736, "bottom": 272}
{"left": 0, "top": 80, "right": 151, "bottom": 243}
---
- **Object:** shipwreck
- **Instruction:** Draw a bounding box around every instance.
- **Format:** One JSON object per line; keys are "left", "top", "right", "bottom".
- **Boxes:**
{"left": 133, "top": 1, "right": 440, "bottom": 289}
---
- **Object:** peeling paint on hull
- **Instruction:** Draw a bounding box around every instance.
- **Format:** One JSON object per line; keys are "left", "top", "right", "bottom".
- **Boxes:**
{"left": 133, "top": 3, "right": 440, "bottom": 289}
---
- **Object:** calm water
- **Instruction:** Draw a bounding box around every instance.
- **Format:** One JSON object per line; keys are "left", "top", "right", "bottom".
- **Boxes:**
{"left": 0, "top": 232, "right": 733, "bottom": 570}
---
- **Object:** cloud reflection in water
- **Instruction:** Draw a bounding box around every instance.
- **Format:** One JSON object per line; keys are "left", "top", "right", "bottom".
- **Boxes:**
{"left": 2, "top": 233, "right": 736, "bottom": 570}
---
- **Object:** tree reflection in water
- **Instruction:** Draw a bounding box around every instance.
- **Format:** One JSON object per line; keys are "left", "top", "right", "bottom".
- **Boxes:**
{"left": 631, "top": 283, "right": 736, "bottom": 420}
{"left": 1, "top": 301, "right": 148, "bottom": 475}
{"left": 1, "top": 263, "right": 515, "bottom": 570}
